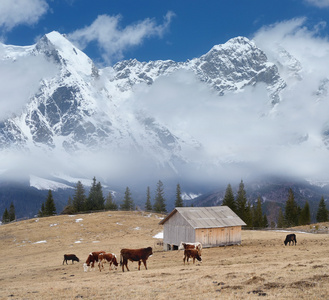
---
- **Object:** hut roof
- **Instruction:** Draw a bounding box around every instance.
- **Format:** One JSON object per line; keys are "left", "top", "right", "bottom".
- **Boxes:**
{"left": 159, "top": 206, "right": 246, "bottom": 229}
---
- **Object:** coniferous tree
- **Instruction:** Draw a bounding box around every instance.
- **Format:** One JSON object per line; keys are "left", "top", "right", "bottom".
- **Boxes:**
{"left": 38, "top": 203, "right": 45, "bottom": 217}
{"left": 222, "top": 184, "right": 236, "bottom": 213}
{"left": 244, "top": 201, "right": 253, "bottom": 228}
{"left": 95, "top": 181, "right": 105, "bottom": 210}
{"left": 9, "top": 202, "right": 15, "bottom": 222}
{"left": 236, "top": 180, "right": 248, "bottom": 222}
{"left": 86, "top": 177, "right": 104, "bottom": 211}
{"left": 277, "top": 207, "right": 285, "bottom": 228}
{"left": 262, "top": 214, "right": 269, "bottom": 228}
{"left": 299, "top": 201, "right": 311, "bottom": 225}
{"left": 316, "top": 196, "right": 328, "bottom": 223}
{"left": 73, "top": 181, "right": 86, "bottom": 212}
{"left": 2, "top": 208, "right": 10, "bottom": 224}
{"left": 153, "top": 180, "right": 166, "bottom": 213}
{"left": 44, "top": 190, "right": 56, "bottom": 216}
{"left": 175, "top": 183, "right": 184, "bottom": 207}
{"left": 145, "top": 186, "right": 153, "bottom": 211}
{"left": 253, "top": 197, "right": 263, "bottom": 228}
{"left": 105, "top": 192, "right": 118, "bottom": 210}
{"left": 284, "top": 188, "right": 299, "bottom": 227}
{"left": 61, "top": 197, "right": 75, "bottom": 214}
{"left": 121, "top": 187, "right": 134, "bottom": 211}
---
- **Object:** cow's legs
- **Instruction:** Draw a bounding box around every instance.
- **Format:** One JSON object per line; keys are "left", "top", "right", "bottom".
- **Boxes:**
{"left": 142, "top": 259, "right": 147, "bottom": 270}
{"left": 122, "top": 259, "right": 129, "bottom": 272}
{"left": 138, "top": 260, "right": 141, "bottom": 270}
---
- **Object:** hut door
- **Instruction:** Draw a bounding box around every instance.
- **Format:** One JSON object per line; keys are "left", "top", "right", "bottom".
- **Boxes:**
{"left": 200, "top": 229, "right": 208, "bottom": 245}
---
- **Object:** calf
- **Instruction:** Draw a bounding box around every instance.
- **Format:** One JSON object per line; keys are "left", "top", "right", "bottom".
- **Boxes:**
{"left": 120, "top": 247, "right": 153, "bottom": 272}
{"left": 183, "top": 249, "right": 202, "bottom": 265}
{"left": 63, "top": 254, "right": 79, "bottom": 265}
{"left": 98, "top": 253, "right": 119, "bottom": 272}
{"left": 284, "top": 233, "right": 297, "bottom": 246}
{"left": 83, "top": 251, "right": 105, "bottom": 271}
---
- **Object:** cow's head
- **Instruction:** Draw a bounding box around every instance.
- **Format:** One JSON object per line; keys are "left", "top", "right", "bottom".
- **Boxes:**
{"left": 85, "top": 253, "right": 93, "bottom": 266}
{"left": 112, "top": 254, "right": 119, "bottom": 267}
{"left": 147, "top": 247, "right": 153, "bottom": 256}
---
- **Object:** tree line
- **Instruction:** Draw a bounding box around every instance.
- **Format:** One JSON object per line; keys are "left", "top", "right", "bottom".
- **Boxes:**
{"left": 222, "top": 180, "right": 329, "bottom": 228}
{"left": 1, "top": 202, "right": 16, "bottom": 224}
{"left": 61, "top": 178, "right": 185, "bottom": 215}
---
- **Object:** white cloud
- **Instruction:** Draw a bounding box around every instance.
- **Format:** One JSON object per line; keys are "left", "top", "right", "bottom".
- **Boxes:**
{"left": 0, "top": 0, "right": 48, "bottom": 31}
{"left": 131, "top": 19, "right": 329, "bottom": 183}
{"left": 305, "top": 0, "right": 329, "bottom": 7}
{"left": 68, "top": 11, "right": 175, "bottom": 64}
{"left": 0, "top": 54, "right": 58, "bottom": 121}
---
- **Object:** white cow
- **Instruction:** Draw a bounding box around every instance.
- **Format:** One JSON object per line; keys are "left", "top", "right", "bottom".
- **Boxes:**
{"left": 178, "top": 242, "right": 202, "bottom": 252}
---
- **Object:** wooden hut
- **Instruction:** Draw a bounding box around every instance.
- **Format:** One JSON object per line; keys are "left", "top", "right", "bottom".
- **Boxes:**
{"left": 159, "top": 206, "right": 246, "bottom": 250}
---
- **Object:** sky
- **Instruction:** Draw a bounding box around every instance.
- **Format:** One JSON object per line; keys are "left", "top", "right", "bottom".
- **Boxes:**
{"left": 1, "top": 0, "right": 329, "bottom": 66}
{"left": 2, "top": 0, "right": 329, "bottom": 189}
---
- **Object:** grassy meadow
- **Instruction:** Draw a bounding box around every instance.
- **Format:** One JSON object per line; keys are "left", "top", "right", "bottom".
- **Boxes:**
{"left": 1, "top": 210, "right": 329, "bottom": 299}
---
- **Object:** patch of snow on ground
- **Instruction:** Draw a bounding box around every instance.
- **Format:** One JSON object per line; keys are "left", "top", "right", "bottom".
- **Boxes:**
{"left": 75, "top": 218, "right": 83, "bottom": 222}
{"left": 134, "top": 227, "right": 140, "bottom": 230}
{"left": 50, "top": 223, "right": 57, "bottom": 227}
{"left": 153, "top": 232, "right": 163, "bottom": 239}
{"left": 34, "top": 240, "right": 47, "bottom": 244}
{"left": 75, "top": 241, "right": 82, "bottom": 243}
{"left": 274, "top": 230, "right": 311, "bottom": 234}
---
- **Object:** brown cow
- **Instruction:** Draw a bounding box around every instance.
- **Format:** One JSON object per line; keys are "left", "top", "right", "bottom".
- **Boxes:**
{"left": 179, "top": 242, "right": 202, "bottom": 252}
{"left": 63, "top": 254, "right": 79, "bottom": 265}
{"left": 98, "top": 253, "right": 119, "bottom": 272}
{"left": 183, "top": 249, "right": 202, "bottom": 265}
{"left": 120, "top": 247, "right": 153, "bottom": 272}
{"left": 84, "top": 251, "right": 105, "bottom": 269}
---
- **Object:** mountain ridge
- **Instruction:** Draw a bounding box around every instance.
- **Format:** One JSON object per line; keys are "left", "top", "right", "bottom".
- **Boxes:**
{"left": 1, "top": 31, "right": 328, "bottom": 218}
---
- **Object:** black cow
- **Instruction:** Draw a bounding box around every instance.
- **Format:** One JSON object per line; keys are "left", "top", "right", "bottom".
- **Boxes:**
{"left": 63, "top": 254, "right": 80, "bottom": 264}
{"left": 284, "top": 233, "right": 297, "bottom": 246}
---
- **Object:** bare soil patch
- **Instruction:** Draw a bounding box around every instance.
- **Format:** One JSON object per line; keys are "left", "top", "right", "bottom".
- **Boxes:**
{"left": 1, "top": 211, "right": 329, "bottom": 299}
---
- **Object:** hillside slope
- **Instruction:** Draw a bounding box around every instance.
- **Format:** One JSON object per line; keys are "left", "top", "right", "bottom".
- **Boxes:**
{"left": 1, "top": 211, "right": 329, "bottom": 299}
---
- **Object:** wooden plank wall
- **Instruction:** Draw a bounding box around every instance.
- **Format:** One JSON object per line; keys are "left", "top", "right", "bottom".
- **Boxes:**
{"left": 163, "top": 211, "right": 195, "bottom": 246}
{"left": 195, "top": 226, "right": 242, "bottom": 247}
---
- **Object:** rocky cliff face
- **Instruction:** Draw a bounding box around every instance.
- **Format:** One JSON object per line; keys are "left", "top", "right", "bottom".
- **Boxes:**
{"left": 0, "top": 32, "right": 286, "bottom": 171}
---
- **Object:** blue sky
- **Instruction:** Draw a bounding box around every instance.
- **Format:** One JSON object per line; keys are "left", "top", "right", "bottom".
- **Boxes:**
{"left": 1, "top": 0, "right": 329, "bottom": 65}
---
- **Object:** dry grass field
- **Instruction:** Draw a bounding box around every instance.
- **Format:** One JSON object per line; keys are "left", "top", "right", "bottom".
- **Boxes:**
{"left": 1, "top": 211, "right": 329, "bottom": 300}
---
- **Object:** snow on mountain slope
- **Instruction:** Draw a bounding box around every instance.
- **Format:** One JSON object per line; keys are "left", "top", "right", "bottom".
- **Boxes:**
{"left": 2, "top": 30, "right": 328, "bottom": 191}
{"left": 30, "top": 175, "right": 73, "bottom": 191}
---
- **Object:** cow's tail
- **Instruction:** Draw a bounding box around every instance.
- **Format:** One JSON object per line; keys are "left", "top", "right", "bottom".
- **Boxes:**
{"left": 120, "top": 253, "right": 123, "bottom": 266}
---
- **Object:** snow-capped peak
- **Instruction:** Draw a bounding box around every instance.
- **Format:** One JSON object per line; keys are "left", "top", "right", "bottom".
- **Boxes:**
{"left": 35, "top": 31, "right": 96, "bottom": 77}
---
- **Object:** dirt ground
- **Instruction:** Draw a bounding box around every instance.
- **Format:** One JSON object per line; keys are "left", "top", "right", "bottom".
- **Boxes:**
{"left": 1, "top": 211, "right": 329, "bottom": 300}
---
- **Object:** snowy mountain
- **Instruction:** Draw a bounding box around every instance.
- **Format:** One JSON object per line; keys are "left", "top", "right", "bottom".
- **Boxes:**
{"left": 0, "top": 32, "right": 284, "bottom": 161}
{"left": 1, "top": 31, "right": 329, "bottom": 217}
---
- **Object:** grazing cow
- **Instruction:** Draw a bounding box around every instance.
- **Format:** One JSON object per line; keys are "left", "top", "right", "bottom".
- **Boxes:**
{"left": 98, "top": 253, "right": 119, "bottom": 272}
{"left": 120, "top": 247, "right": 153, "bottom": 272}
{"left": 179, "top": 242, "right": 202, "bottom": 252}
{"left": 84, "top": 251, "right": 105, "bottom": 271}
{"left": 63, "top": 254, "right": 79, "bottom": 265}
{"left": 284, "top": 234, "right": 297, "bottom": 246}
{"left": 183, "top": 249, "right": 202, "bottom": 265}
